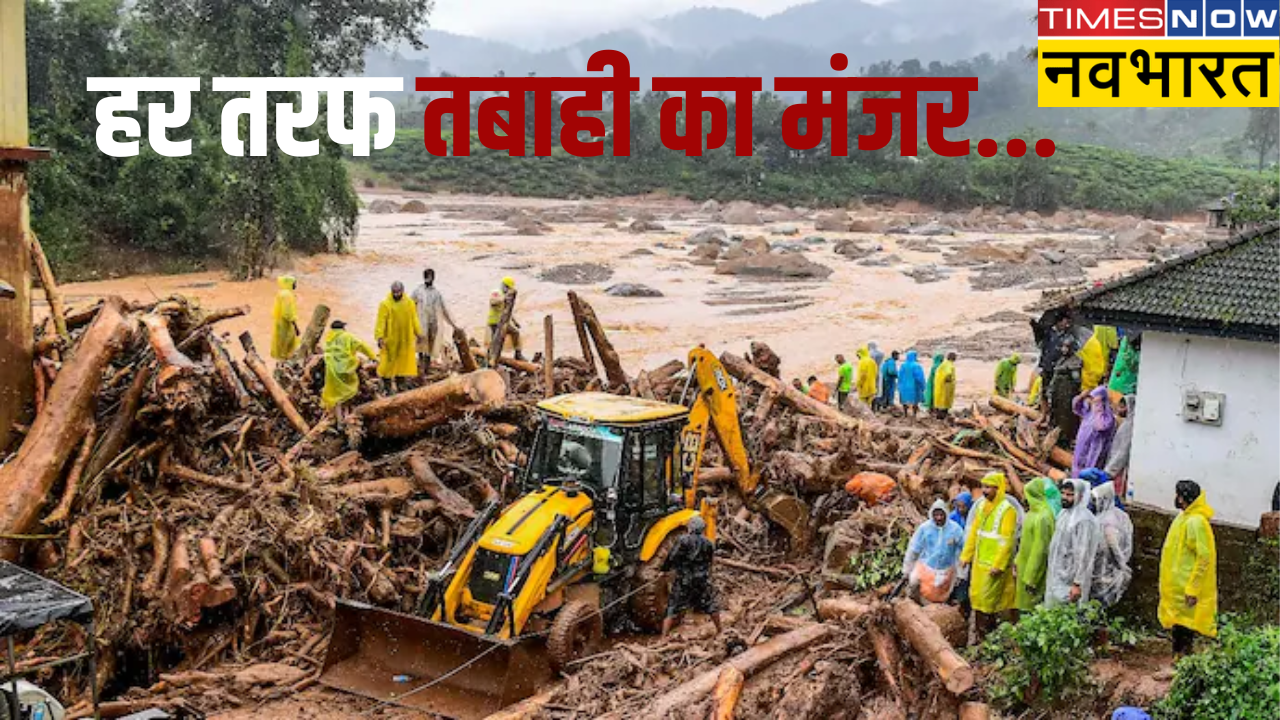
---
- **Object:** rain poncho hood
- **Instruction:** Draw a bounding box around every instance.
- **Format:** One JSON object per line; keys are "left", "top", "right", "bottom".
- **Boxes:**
{"left": 1072, "top": 386, "right": 1116, "bottom": 477}
{"left": 960, "top": 472, "right": 1018, "bottom": 613}
{"left": 1014, "top": 477, "right": 1057, "bottom": 610}
{"left": 375, "top": 292, "right": 422, "bottom": 378}
{"left": 1108, "top": 336, "right": 1139, "bottom": 395}
{"left": 1042, "top": 478, "right": 1064, "bottom": 517}
{"left": 1159, "top": 491, "right": 1218, "bottom": 637}
{"left": 856, "top": 346, "right": 878, "bottom": 401}
{"left": 932, "top": 357, "right": 957, "bottom": 410}
{"left": 923, "top": 353, "right": 944, "bottom": 409}
{"left": 270, "top": 275, "right": 300, "bottom": 360}
{"left": 898, "top": 351, "right": 927, "bottom": 405}
{"left": 1091, "top": 482, "right": 1133, "bottom": 607}
{"left": 322, "top": 329, "right": 375, "bottom": 408}
{"left": 1045, "top": 478, "right": 1102, "bottom": 606}
{"left": 1079, "top": 330, "right": 1107, "bottom": 390}
{"left": 949, "top": 491, "right": 972, "bottom": 528}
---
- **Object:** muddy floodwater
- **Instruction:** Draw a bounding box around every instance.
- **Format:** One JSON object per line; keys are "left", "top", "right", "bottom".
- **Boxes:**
{"left": 58, "top": 191, "right": 1169, "bottom": 401}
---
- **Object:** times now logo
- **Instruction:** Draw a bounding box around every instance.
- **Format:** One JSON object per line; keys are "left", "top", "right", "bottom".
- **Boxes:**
{"left": 1038, "top": 0, "right": 1280, "bottom": 36}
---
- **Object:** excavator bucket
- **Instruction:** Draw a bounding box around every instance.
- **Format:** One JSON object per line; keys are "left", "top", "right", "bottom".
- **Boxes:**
{"left": 757, "top": 488, "right": 812, "bottom": 552}
{"left": 319, "top": 600, "right": 552, "bottom": 720}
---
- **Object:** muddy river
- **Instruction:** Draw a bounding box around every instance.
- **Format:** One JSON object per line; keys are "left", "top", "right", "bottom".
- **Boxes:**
{"left": 57, "top": 192, "right": 1164, "bottom": 401}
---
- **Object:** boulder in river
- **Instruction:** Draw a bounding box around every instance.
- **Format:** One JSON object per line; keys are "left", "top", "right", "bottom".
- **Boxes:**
{"left": 606, "top": 283, "right": 664, "bottom": 298}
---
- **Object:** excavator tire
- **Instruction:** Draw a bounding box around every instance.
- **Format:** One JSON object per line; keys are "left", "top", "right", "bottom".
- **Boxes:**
{"left": 547, "top": 599, "right": 603, "bottom": 674}
{"left": 630, "top": 534, "right": 676, "bottom": 632}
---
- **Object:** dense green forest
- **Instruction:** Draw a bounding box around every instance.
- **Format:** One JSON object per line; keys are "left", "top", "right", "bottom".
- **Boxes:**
{"left": 25, "top": 1, "right": 1277, "bottom": 280}
{"left": 26, "top": 0, "right": 430, "bottom": 279}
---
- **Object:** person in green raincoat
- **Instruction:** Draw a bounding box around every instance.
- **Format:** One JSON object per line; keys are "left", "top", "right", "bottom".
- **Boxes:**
{"left": 923, "top": 353, "right": 944, "bottom": 410}
{"left": 994, "top": 353, "right": 1021, "bottom": 398}
{"left": 960, "top": 471, "right": 1018, "bottom": 641}
{"left": 322, "top": 320, "right": 375, "bottom": 421}
{"left": 271, "top": 275, "right": 301, "bottom": 360}
{"left": 1014, "top": 477, "right": 1057, "bottom": 612}
{"left": 1108, "top": 334, "right": 1140, "bottom": 396}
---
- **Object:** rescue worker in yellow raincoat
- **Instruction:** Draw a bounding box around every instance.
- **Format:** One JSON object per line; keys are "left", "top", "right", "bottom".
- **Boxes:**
{"left": 488, "top": 276, "right": 525, "bottom": 362}
{"left": 855, "top": 347, "right": 878, "bottom": 406}
{"left": 374, "top": 281, "right": 422, "bottom": 393}
{"left": 271, "top": 275, "right": 301, "bottom": 360}
{"left": 321, "top": 320, "right": 375, "bottom": 421}
{"left": 960, "top": 471, "right": 1018, "bottom": 642}
{"left": 1159, "top": 480, "right": 1217, "bottom": 656}
{"left": 932, "top": 352, "right": 957, "bottom": 418}
{"left": 1078, "top": 325, "right": 1116, "bottom": 391}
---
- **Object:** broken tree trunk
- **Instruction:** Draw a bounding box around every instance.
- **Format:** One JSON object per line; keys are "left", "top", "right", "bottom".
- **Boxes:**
{"left": 207, "top": 333, "right": 251, "bottom": 409}
{"left": 649, "top": 624, "right": 831, "bottom": 718}
{"left": 290, "top": 304, "right": 331, "bottom": 360}
{"left": 566, "top": 290, "right": 599, "bottom": 381}
{"left": 42, "top": 421, "right": 98, "bottom": 526}
{"left": 543, "top": 315, "right": 555, "bottom": 399}
{"left": 355, "top": 369, "right": 506, "bottom": 440}
{"left": 83, "top": 364, "right": 151, "bottom": 486}
{"left": 408, "top": 454, "right": 477, "bottom": 521}
{"left": 570, "top": 292, "right": 628, "bottom": 392}
{"left": 720, "top": 352, "right": 864, "bottom": 433}
{"left": 959, "top": 702, "right": 991, "bottom": 720}
{"left": 26, "top": 232, "right": 69, "bottom": 345}
{"left": 891, "top": 599, "right": 974, "bottom": 694}
{"left": 470, "top": 348, "right": 541, "bottom": 374}
{"left": 816, "top": 597, "right": 876, "bottom": 623}
{"left": 326, "top": 477, "right": 414, "bottom": 504}
{"left": 868, "top": 623, "right": 904, "bottom": 705}
{"left": 710, "top": 666, "right": 745, "bottom": 720}
{"left": 0, "top": 296, "right": 132, "bottom": 562}
{"left": 487, "top": 289, "right": 517, "bottom": 369}
{"left": 141, "top": 313, "right": 199, "bottom": 407}
{"left": 988, "top": 394, "right": 1041, "bottom": 421}
{"left": 1049, "top": 445, "right": 1074, "bottom": 470}
{"left": 453, "top": 327, "right": 479, "bottom": 373}
{"left": 239, "top": 331, "right": 310, "bottom": 435}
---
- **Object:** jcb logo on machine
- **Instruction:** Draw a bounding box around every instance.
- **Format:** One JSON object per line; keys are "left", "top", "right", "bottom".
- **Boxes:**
{"left": 712, "top": 367, "right": 729, "bottom": 392}
{"left": 681, "top": 433, "right": 700, "bottom": 473}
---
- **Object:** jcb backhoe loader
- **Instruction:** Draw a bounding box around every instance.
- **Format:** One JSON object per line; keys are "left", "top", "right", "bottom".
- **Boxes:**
{"left": 319, "top": 347, "right": 808, "bottom": 719}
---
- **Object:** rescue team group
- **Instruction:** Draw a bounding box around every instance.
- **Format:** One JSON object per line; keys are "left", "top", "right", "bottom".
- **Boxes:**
{"left": 269, "top": 269, "right": 519, "bottom": 421}
{"left": 269, "top": 271, "right": 1218, "bottom": 675}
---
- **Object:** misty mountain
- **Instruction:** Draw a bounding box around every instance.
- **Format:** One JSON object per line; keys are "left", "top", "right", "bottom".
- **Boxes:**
{"left": 367, "top": 0, "right": 1037, "bottom": 87}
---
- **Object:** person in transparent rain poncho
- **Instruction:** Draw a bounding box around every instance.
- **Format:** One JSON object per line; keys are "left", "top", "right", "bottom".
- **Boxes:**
{"left": 1091, "top": 481, "right": 1134, "bottom": 608}
{"left": 1045, "top": 478, "right": 1102, "bottom": 607}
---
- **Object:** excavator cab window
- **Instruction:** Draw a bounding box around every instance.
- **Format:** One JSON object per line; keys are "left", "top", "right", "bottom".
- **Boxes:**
{"left": 526, "top": 417, "right": 622, "bottom": 494}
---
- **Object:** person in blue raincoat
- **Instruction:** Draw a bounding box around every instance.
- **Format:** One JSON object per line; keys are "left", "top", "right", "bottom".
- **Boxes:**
{"left": 903, "top": 499, "right": 966, "bottom": 604}
{"left": 898, "top": 350, "right": 927, "bottom": 417}
{"left": 876, "top": 351, "right": 900, "bottom": 412}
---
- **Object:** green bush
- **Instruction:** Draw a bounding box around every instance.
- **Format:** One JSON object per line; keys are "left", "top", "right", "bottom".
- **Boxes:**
{"left": 976, "top": 601, "right": 1140, "bottom": 711}
{"left": 1153, "top": 620, "right": 1280, "bottom": 720}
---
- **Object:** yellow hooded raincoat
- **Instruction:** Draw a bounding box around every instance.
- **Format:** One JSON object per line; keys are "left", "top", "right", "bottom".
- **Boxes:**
{"left": 856, "top": 347, "right": 878, "bottom": 403}
{"left": 271, "top": 276, "right": 300, "bottom": 360}
{"left": 933, "top": 358, "right": 956, "bottom": 410}
{"left": 375, "top": 293, "right": 422, "bottom": 378}
{"left": 1078, "top": 325, "right": 1117, "bottom": 391}
{"left": 1158, "top": 492, "right": 1217, "bottom": 637}
{"left": 961, "top": 472, "right": 1018, "bottom": 614}
{"left": 322, "top": 329, "right": 375, "bottom": 408}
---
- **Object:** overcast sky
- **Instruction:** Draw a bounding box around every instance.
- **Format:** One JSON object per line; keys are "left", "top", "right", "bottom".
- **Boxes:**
{"left": 429, "top": 0, "right": 891, "bottom": 48}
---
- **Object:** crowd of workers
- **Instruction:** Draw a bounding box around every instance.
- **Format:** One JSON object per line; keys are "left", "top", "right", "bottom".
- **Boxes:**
{"left": 794, "top": 345, "right": 959, "bottom": 419}
{"left": 270, "top": 269, "right": 520, "bottom": 420}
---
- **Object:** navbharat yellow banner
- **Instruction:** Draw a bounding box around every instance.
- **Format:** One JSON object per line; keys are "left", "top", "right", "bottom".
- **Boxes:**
{"left": 1038, "top": 39, "right": 1278, "bottom": 107}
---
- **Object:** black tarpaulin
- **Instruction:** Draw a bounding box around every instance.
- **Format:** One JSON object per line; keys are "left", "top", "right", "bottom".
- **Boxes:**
{"left": 0, "top": 561, "right": 93, "bottom": 636}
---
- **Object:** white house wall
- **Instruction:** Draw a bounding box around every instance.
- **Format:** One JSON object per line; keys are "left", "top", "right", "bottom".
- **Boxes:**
{"left": 1130, "top": 331, "right": 1280, "bottom": 527}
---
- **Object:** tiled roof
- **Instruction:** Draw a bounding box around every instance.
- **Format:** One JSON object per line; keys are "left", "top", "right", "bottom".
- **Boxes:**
{"left": 1044, "top": 223, "right": 1280, "bottom": 342}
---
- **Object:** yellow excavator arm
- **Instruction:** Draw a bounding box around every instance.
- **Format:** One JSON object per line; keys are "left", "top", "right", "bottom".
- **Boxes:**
{"left": 680, "top": 346, "right": 810, "bottom": 549}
